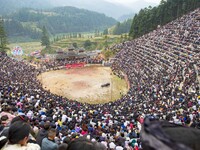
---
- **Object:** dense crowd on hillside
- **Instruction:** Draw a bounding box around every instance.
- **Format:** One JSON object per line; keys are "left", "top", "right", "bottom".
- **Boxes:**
{"left": 112, "top": 8, "right": 200, "bottom": 126}
{"left": 0, "top": 8, "right": 200, "bottom": 150}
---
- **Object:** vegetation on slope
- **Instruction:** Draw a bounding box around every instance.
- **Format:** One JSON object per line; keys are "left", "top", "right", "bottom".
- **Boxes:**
{"left": 129, "top": 0, "right": 200, "bottom": 38}
{"left": 3, "top": 7, "right": 117, "bottom": 41}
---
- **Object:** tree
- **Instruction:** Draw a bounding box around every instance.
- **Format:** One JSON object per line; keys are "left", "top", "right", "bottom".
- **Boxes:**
{"left": 78, "top": 33, "right": 82, "bottom": 38}
{"left": 0, "top": 18, "right": 8, "bottom": 53}
{"left": 72, "top": 42, "right": 78, "bottom": 48}
{"left": 103, "top": 28, "right": 108, "bottom": 35}
{"left": 84, "top": 40, "right": 92, "bottom": 49}
{"left": 103, "top": 49, "right": 114, "bottom": 60}
{"left": 129, "top": 0, "right": 200, "bottom": 39}
{"left": 41, "top": 26, "right": 50, "bottom": 48}
{"left": 112, "top": 19, "right": 132, "bottom": 35}
{"left": 104, "top": 35, "right": 109, "bottom": 48}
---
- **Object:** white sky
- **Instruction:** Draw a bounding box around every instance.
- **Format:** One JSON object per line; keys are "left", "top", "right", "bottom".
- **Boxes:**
{"left": 145, "top": 0, "right": 161, "bottom": 4}
{"left": 105, "top": 0, "right": 161, "bottom": 5}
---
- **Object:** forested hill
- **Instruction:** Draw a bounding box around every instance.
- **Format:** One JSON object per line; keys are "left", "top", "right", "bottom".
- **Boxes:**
{"left": 3, "top": 6, "right": 117, "bottom": 40}
{"left": 0, "top": 0, "right": 52, "bottom": 15}
{"left": 129, "top": 0, "right": 200, "bottom": 39}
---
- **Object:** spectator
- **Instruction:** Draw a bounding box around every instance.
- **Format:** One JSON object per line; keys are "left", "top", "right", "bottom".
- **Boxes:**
{"left": 67, "top": 137, "right": 96, "bottom": 150}
{"left": 0, "top": 7, "right": 199, "bottom": 150}
{"left": 1, "top": 121, "right": 40, "bottom": 150}
{"left": 36, "top": 122, "right": 51, "bottom": 146}
{"left": 41, "top": 128, "right": 58, "bottom": 150}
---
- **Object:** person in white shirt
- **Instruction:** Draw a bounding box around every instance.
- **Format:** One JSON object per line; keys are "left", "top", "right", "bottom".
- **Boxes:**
{"left": 1, "top": 121, "right": 40, "bottom": 150}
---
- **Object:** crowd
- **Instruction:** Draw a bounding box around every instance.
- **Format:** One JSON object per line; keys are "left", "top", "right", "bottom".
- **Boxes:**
{"left": 0, "top": 8, "right": 200, "bottom": 150}
{"left": 38, "top": 57, "right": 104, "bottom": 72}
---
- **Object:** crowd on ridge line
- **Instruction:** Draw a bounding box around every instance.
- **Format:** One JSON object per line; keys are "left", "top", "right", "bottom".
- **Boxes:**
{"left": 34, "top": 57, "right": 104, "bottom": 72}
{"left": 0, "top": 8, "right": 200, "bottom": 150}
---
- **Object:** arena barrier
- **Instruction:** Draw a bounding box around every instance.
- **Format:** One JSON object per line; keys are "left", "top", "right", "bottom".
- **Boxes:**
{"left": 65, "top": 62, "right": 85, "bottom": 69}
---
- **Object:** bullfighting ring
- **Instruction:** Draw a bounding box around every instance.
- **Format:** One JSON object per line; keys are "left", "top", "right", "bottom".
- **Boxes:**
{"left": 37, "top": 65, "right": 129, "bottom": 104}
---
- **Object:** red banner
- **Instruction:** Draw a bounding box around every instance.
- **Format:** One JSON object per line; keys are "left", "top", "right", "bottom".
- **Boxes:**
{"left": 66, "top": 62, "right": 85, "bottom": 69}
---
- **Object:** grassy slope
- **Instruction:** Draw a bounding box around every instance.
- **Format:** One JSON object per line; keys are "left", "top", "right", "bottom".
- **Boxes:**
{"left": 8, "top": 34, "right": 123, "bottom": 55}
{"left": 52, "top": 35, "right": 122, "bottom": 50}
{"left": 8, "top": 42, "right": 44, "bottom": 54}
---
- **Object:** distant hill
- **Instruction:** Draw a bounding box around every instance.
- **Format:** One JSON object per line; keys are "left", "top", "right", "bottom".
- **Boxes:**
{"left": 0, "top": 0, "right": 52, "bottom": 15}
{"left": 4, "top": 6, "right": 117, "bottom": 41}
{"left": 108, "top": 19, "right": 132, "bottom": 35}
{"left": 118, "top": 13, "right": 135, "bottom": 22}
{"left": 49, "top": 0, "right": 134, "bottom": 19}
{"left": 0, "top": 0, "right": 158, "bottom": 19}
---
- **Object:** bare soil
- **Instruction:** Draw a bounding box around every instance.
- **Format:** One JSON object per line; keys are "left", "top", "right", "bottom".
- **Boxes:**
{"left": 37, "top": 65, "right": 128, "bottom": 104}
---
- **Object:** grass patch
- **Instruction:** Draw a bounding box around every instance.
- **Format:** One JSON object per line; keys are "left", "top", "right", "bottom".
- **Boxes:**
{"left": 51, "top": 34, "right": 122, "bottom": 51}
{"left": 8, "top": 34, "right": 124, "bottom": 55}
{"left": 110, "top": 75, "right": 129, "bottom": 101}
{"left": 8, "top": 42, "right": 44, "bottom": 54}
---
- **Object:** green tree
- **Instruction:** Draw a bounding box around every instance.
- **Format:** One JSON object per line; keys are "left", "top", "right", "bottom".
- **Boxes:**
{"left": 73, "top": 33, "right": 77, "bottom": 38}
{"left": 103, "top": 49, "right": 114, "bottom": 60}
{"left": 72, "top": 42, "right": 78, "bottom": 48}
{"left": 41, "top": 26, "right": 50, "bottom": 48}
{"left": 129, "top": 0, "right": 200, "bottom": 39}
{"left": 103, "top": 28, "right": 108, "bottom": 35}
{"left": 112, "top": 20, "right": 132, "bottom": 35}
{"left": 84, "top": 40, "right": 92, "bottom": 49}
{"left": 124, "top": 34, "right": 128, "bottom": 39}
{"left": 78, "top": 33, "right": 82, "bottom": 38}
{"left": 0, "top": 18, "right": 8, "bottom": 53}
{"left": 104, "top": 35, "right": 109, "bottom": 48}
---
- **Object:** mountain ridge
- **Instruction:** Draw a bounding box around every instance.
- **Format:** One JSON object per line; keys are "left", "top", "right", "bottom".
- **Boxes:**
{"left": 0, "top": 0, "right": 158, "bottom": 19}
{"left": 4, "top": 6, "right": 117, "bottom": 41}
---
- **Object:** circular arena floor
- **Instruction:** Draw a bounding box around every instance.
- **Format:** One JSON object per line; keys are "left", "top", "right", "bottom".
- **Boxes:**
{"left": 37, "top": 66, "right": 128, "bottom": 104}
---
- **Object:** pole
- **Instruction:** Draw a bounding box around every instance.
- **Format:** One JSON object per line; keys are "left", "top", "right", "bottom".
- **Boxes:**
{"left": 111, "top": 76, "right": 112, "bottom": 101}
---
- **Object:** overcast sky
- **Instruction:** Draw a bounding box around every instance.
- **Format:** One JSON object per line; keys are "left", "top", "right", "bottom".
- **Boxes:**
{"left": 105, "top": 0, "right": 161, "bottom": 6}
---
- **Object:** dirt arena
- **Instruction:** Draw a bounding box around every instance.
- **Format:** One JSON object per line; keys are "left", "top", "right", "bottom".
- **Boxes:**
{"left": 37, "top": 65, "right": 128, "bottom": 104}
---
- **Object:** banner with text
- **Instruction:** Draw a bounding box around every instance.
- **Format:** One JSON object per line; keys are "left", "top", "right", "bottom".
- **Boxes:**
{"left": 66, "top": 62, "right": 85, "bottom": 69}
